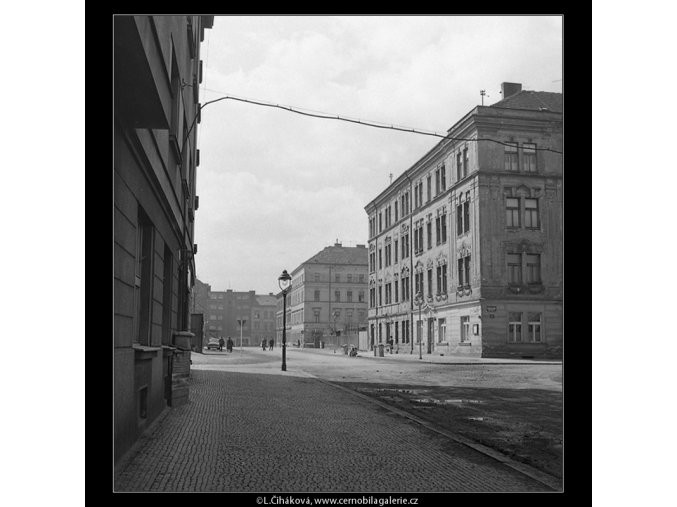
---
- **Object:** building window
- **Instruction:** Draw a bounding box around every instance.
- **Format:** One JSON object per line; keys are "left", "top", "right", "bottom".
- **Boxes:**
{"left": 525, "top": 198, "right": 539, "bottom": 229}
{"left": 441, "top": 213, "right": 447, "bottom": 243}
{"left": 458, "top": 256, "right": 471, "bottom": 287}
{"left": 385, "top": 283, "right": 391, "bottom": 304}
{"left": 335, "top": 290, "right": 341, "bottom": 302}
{"left": 507, "top": 253, "right": 522, "bottom": 284}
{"left": 438, "top": 318, "right": 446, "bottom": 343}
{"left": 385, "top": 244, "right": 391, "bottom": 267}
{"left": 456, "top": 204, "right": 463, "bottom": 236}
{"left": 523, "top": 143, "right": 537, "bottom": 172}
{"left": 436, "top": 264, "right": 447, "bottom": 294}
{"left": 379, "top": 212, "right": 382, "bottom": 233}
{"left": 528, "top": 313, "right": 542, "bottom": 342}
{"left": 370, "top": 288, "right": 375, "bottom": 308}
{"left": 378, "top": 286, "right": 382, "bottom": 306}
{"left": 456, "top": 152, "right": 463, "bottom": 181}
{"left": 359, "top": 274, "right": 365, "bottom": 283}
{"left": 505, "top": 142, "right": 519, "bottom": 171}
{"left": 402, "top": 276, "right": 410, "bottom": 302}
{"left": 460, "top": 316, "right": 470, "bottom": 342}
{"left": 335, "top": 274, "right": 340, "bottom": 283}
{"left": 369, "top": 252, "right": 376, "bottom": 273}
{"left": 135, "top": 209, "right": 154, "bottom": 346}
{"left": 427, "top": 268, "right": 433, "bottom": 297}
{"left": 418, "top": 226, "right": 424, "bottom": 254}
{"left": 347, "top": 291, "right": 353, "bottom": 302}
{"left": 525, "top": 254, "right": 541, "bottom": 284}
{"left": 427, "top": 221, "right": 432, "bottom": 249}
{"left": 347, "top": 274, "right": 353, "bottom": 283}
{"left": 314, "top": 309, "right": 320, "bottom": 323}
{"left": 463, "top": 148, "right": 469, "bottom": 177}
{"left": 414, "top": 272, "right": 423, "bottom": 297}
{"left": 506, "top": 198, "right": 520, "bottom": 228}
{"left": 402, "top": 233, "right": 409, "bottom": 259}
{"left": 440, "top": 165, "right": 446, "bottom": 191}
{"left": 359, "top": 290, "right": 365, "bottom": 302}
{"left": 463, "top": 200, "right": 470, "bottom": 233}
{"left": 379, "top": 249, "right": 382, "bottom": 269}
{"left": 508, "top": 312, "right": 523, "bottom": 342}
{"left": 394, "top": 240, "right": 398, "bottom": 264}
{"left": 395, "top": 201, "right": 398, "bottom": 222}
{"left": 394, "top": 280, "right": 399, "bottom": 302}
{"left": 314, "top": 290, "right": 320, "bottom": 302}
{"left": 427, "top": 175, "right": 432, "bottom": 202}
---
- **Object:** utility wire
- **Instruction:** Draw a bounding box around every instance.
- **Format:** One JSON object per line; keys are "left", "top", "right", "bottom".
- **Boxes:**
{"left": 193, "top": 91, "right": 563, "bottom": 155}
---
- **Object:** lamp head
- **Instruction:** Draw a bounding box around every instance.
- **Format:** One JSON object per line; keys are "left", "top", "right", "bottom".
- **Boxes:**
{"left": 278, "top": 269, "right": 292, "bottom": 293}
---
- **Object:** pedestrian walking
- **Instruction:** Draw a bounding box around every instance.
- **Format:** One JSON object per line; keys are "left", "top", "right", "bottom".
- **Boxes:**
{"left": 226, "top": 337, "right": 233, "bottom": 353}
{"left": 269, "top": 338, "right": 274, "bottom": 350}
{"left": 262, "top": 339, "right": 267, "bottom": 351}
{"left": 218, "top": 337, "right": 225, "bottom": 352}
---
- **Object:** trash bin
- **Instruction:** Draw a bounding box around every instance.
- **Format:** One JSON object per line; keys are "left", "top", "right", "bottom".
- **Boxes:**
{"left": 378, "top": 344, "right": 385, "bottom": 357}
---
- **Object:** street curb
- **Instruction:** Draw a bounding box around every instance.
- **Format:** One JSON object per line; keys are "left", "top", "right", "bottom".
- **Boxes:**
{"left": 313, "top": 376, "right": 563, "bottom": 492}
{"left": 291, "top": 348, "right": 562, "bottom": 366}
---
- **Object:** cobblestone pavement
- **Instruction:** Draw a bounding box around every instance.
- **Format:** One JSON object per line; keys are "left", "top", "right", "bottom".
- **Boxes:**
{"left": 114, "top": 369, "right": 552, "bottom": 492}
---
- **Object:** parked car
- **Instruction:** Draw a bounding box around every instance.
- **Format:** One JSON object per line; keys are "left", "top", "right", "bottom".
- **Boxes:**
{"left": 206, "top": 338, "right": 220, "bottom": 351}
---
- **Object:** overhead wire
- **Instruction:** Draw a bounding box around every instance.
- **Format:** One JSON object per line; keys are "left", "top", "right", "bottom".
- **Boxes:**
{"left": 194, "top": 89, "right": 563, "bottom": 155}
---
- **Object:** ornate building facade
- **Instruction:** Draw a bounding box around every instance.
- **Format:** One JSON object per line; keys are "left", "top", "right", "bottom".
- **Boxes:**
{"left": 365, "top": 83, "right": 562, "bottom": 359}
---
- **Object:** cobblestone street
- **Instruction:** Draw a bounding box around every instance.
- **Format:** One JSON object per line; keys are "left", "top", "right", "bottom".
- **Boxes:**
{"left": 114, "top": 367, "right": 553, "bottom": 492}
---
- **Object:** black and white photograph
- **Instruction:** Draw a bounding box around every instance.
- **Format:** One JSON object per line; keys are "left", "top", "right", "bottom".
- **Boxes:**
{"left": 111, "top": 14, "right": 564, "bottom": 495}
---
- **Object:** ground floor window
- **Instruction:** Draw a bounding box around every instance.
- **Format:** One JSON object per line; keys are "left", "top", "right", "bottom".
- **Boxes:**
{"left": 460, "top": 316, "right": 470, "bottom": 342}
{"left": 438, "top": 318, "right": 446, "bottom": 342}
{"left": 527, "top": 313, "right": 542, "bottom": 342}
{"left": 508, "top": 312, "right": 523, "bottom": 342}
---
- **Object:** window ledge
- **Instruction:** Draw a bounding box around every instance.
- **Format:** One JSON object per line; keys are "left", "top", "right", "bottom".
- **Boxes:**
{"left": 458, "top": 342, "right": 472, "bottom": 346}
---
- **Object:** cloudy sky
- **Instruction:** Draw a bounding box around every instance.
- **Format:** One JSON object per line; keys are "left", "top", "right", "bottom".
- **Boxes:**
{"left": 194, "top": 15, "right": 562, "bottom": 294}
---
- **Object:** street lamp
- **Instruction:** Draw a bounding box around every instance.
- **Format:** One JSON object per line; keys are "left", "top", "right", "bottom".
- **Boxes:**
{"left": 333, "top": 310, "right": 340, "bottom": 353}
{"left": 414, "top": 292, "right": 423, "bottom": 360}
{"left": 278, "top": 269, "right": 292, "bottom": 372}
{"left": 237, "top": 318, "right": 246, "bottom": 356}
{"left": 426, "top": 295, "right": 434, "bottom": 354}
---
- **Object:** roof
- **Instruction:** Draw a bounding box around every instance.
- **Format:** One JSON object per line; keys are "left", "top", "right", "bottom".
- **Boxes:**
{"left": 301, "top": 245, "right": 368, "bottom": 267}
{"left": 489, "top": 90, "right": 562, "bottom": 113}
{"left": 255, "top": 295, "right": 277, "bottom": 306}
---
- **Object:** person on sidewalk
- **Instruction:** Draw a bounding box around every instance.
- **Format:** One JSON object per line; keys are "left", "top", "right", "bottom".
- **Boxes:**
{"left": 218, "top": 337, "right": 225, "bottom": 352}
{"left": 226, "top": 337, "right": 233, "bottom": 353}
{"left": 261, "top": 339, "right": 267, "bottom": 351}
{"left": 269, "top": 338, "right": 274, "bottom": 350}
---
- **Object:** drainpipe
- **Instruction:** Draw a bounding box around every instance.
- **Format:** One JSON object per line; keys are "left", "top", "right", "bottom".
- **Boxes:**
{"left": 403, "top": 170, "right": 414, "bottom": 354}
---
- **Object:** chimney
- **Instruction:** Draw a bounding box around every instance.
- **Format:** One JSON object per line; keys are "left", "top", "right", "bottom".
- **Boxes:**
{"left": 356, "top": 244, "right": 366, "bottom": 248}
{"left": 501, "top": 82, "right": 522, "bottom": 99}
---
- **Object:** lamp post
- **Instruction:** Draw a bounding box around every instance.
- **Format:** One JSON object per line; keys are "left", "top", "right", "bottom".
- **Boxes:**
{"left": 237, "top": 318, "right": 246, "bottom": 356}
{"left": 333, "top": 310, "right": 340, "bottom": 353}
{"left": 426, "top": 295, "right": 434, "bottom": 354}
{"left": 384, "top": 313, "right": 392, "bottom": 354}
{"left": 278, "top": 269, "right": 292, "bottom": 372}
{"left": 414, "top": 292, "right": 423, "bottom": 360}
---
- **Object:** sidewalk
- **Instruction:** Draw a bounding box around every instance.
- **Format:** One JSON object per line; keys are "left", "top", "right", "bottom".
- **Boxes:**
{"left": 113, "top": 368, "right": 553, "bottom": 492}
{"left": 292, "top": 344, "right": 562, "bottom": 365}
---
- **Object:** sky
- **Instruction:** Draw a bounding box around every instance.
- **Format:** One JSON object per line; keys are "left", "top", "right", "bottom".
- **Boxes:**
{"left": 194, "top": 15, "right": 562, "bottom": 294}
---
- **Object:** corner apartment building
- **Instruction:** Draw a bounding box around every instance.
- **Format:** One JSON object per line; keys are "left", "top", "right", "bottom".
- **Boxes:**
{"left": 192, "top": 280, "right": 277, "bottom": 346}
{"left": 365, "top": 82, "right": 562, "bottom": 359}
{"left": 276, "top": 242, "right": 369, "bottom": 349}
{"left": 113, "top": 15, "right": 214, "bottom": 465}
